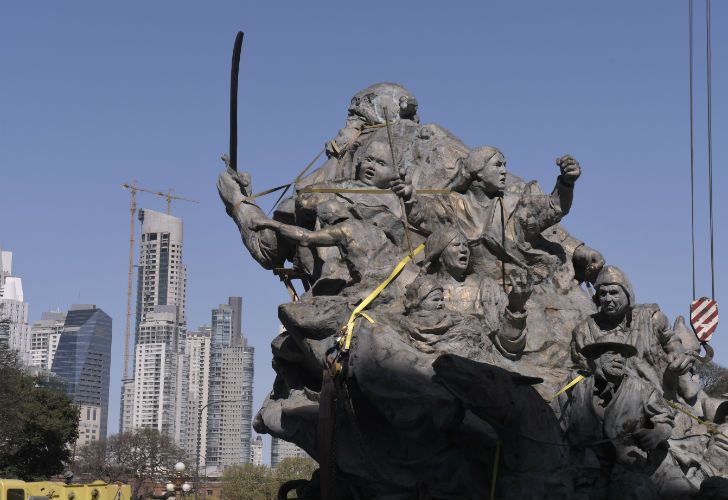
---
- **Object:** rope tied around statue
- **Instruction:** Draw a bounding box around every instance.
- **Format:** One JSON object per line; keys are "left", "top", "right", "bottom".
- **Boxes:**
{"left": 231, "top": 121, "right": 451, "bottom": 209}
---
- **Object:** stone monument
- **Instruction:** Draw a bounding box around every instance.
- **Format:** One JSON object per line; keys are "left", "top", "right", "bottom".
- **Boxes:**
{"left": 217, "top": 83, "right": 728, "bottom": 499}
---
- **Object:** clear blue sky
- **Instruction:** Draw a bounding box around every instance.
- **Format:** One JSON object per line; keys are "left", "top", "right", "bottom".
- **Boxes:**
{"left": 1, "top": 1, "right": 725, "bottom": 455}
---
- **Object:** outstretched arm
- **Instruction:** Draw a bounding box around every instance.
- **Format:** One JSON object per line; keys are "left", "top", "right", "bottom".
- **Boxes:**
{"left": 217, "top": 167, "right": 283, "bottom": 270}
{"left": 255, "top": 219, "right": 344, "bottom": 248}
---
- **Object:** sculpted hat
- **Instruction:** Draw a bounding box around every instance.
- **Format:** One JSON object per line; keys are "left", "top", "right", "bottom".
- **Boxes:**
{"left": 581, "top": 340, "right": 638, "bottom": 359}
{"left": 404, "top": 274, "right": 443, "bottom": 311}
{"left": 594, "top": 265, "right": 635, "bottom": 306}
{"left": 423, "top": 227, "right": 467, "bottom": 269}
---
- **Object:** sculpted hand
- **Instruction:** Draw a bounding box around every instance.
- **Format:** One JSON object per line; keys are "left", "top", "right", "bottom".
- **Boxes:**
{"left": 507, "top": 268, "right": 533, "bottom": 313}
{"left": 217, "top": 166, "right": 253, "bottom": 212}
{"left": 572, "top": 245, "right": 605, "bottom": 284}
{"left": 667, "top": 351, "right": 693, "bottom": 375}
{"left": 390, "top": 168, "right": 413, "bottom": 201}
{"left": 633, "top": 425, "right": 670, "bottom": 451}
{"left": 556, "top": 155, "right": 581, "bottom": 185}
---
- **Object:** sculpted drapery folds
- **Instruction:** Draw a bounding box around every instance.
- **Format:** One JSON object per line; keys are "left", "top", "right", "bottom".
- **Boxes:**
{"left": 218, "top": 82, "right": 727, "bottom": 499}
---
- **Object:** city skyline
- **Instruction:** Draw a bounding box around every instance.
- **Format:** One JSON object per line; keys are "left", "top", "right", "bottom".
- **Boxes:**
{"left": 2, "top": 0, "right": 726, "bottom": 467}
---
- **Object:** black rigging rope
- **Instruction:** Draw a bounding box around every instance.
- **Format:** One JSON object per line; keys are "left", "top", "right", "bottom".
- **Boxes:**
{"left": 689, "top": 0, "right": 696, "bottom": 300}
{"left": 706, "top": 0, "right": 716, "bottom": 299}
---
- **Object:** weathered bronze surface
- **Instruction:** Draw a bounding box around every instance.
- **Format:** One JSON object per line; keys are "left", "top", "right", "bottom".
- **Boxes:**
{"left": 218, "top": 83, "right": 727, "bottom": 499}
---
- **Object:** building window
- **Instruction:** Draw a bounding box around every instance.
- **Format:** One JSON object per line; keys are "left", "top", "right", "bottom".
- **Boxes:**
{"left": 7, "top": 489, "right": 24, "bottom": 500}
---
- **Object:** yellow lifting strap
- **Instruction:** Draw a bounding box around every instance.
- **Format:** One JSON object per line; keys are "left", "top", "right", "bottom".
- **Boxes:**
{"left": 300, "top": 187, "right": 452, "bottom": 195}
{"left": 547, "top": 374, "right": 586, "bottom": 402}
{"left": 341, "top": 243, "right": 425, "bottom": 352}
{"left": 664, "top": 399, "right": 728, "bottom": 440}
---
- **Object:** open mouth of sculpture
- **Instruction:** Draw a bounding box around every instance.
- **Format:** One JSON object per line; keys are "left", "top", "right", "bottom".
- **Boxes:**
{"left": 365, "top": 168, "right": 376, "bottom": 180}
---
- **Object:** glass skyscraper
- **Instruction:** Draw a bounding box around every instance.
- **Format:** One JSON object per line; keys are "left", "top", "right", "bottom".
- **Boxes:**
{"left": 51, "top": 304, "right": 112, "bottom": 441}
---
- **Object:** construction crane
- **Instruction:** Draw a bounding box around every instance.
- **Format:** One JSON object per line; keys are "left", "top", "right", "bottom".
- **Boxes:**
{"left": 120, "top": 182, "right": 199, "bottom": 381}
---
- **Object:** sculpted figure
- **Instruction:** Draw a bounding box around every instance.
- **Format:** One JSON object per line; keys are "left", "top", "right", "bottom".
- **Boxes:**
{"left": 253, "top": 199, "right": 398, "bottom": 286}
{"left": 299, "top": 139, "right": 413, "bottom": 250}
{"left": 419, "top": 227, "right": 531, "bottom": 358}
{"left": 400, "top": 274, "right": 501, "bottom": 363}
{"left": 552, "top": 340, "right": 678, "bottom": 499}
{"left": 216, "top": 82, "right": 727, "bottom": 499}
{"left": 392, "top": 145, "right": 586, "bottom": 281}
{"left": 570, "top": 265, "right": 691, "bottom": 391}
{"left": 298, "top": 82, "right": 420, "bottom": 189}
{"left": 217, "top": 167, "right": 293, "bottom": 270}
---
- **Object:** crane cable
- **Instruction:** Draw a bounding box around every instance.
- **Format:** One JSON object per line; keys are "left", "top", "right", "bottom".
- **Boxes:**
{"left": 688, "top": 0, "right": 717, "bottom": 300}
{"left": 706, "top": 0, "right": 715, "bottom": 299}
{"left": 689, "top": 0, "right": 696, "bottom": 300}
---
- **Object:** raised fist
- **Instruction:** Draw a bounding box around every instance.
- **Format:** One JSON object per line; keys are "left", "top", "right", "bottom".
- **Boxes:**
{"left": 556, "top": 155, "right": 581, "bottom": 185}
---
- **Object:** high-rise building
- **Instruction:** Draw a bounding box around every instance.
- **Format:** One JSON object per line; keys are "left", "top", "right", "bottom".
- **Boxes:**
{"left": 270, "top": 437, "right": 309, "bottom": 469}
{"left": 50, "top": 304, "right": 112, "bottom": 443}
{"left": 135, "top": 209, "right": 187, "bottom": 335}
{"left": 131, "top": 305, "right": 181, "bottom": 435}
{"left": 203, "top": 297, "right": 255, "bottom": 475}
{"left": 182, "top": 326, "right": 211, "bottom": 468}
{"left": 29, "top": 311, "right": 66, "bottom": 370}
{"left": 250, "top": 435, "right": 264, "bottom": 466}
{"left": 0, "top": 247, "right": 30, "bottom": 363}
{"left": 124, "top": 209, "right": 188, "bottom": 438}
{"left": 120, "top": 379, "right": 135, "bottom": 434}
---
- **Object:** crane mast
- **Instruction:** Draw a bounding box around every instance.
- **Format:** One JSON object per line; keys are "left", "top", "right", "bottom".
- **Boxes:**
{"left": 120, "top": 182, "right": 199, "bottom": 381}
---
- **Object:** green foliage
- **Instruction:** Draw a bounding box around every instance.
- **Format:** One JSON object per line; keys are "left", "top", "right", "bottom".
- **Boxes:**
{"left": 73, "top": 428, "right": 188, "bottom": 498}
{"left": 221, "top": 463, "right": 276, "bottom": 500}
{"left": 274, "top": 457, "right": 317, "bottom": 491}
{"left": 696, "top": 361, "right": 728, "bottom": 397}
{"left": 0, "top": 343, "right": 79, "bottom": 480}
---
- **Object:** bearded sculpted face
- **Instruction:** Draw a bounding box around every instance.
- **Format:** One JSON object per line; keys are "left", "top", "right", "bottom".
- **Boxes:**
{"left": 594, "top": 350, "right": 628, "bottom": 380}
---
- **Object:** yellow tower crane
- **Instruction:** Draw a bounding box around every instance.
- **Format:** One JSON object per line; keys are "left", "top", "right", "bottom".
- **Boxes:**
{"left": 120, "top": 182, "right": 199, "bottom": 381}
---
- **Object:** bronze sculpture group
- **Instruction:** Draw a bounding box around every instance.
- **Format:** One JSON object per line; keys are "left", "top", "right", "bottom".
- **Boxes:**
{"left": 217, "top": 83, "right": 727, "bottom": 499}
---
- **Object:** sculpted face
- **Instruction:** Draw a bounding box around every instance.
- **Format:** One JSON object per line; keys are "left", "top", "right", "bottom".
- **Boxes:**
{"left": 597, "top": 284, "right": 629, "bottom": 319}
{"left": 420, "top": 288, "right": 445, "bottom": 311}
{"left": 475, "top": 153, "right": 507, "bottom": 194}
{"left": 440, "top": 234, "right": 470, "bottom": 277}
{"left": 357, "top": 142, "right": 395, "bottom": 188}
{"left": 595, "top": 350, "right": 627, "bottom": 380}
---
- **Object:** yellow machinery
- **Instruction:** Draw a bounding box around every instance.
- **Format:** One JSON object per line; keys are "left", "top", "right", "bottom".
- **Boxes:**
{"left": 0, "top": 480, "right": 131, "bottom": 500}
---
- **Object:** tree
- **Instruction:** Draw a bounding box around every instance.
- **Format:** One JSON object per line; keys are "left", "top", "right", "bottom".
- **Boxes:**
{"left": 72, "top": 428, "right": 188, "bottom": 498}
{"left": 274, "top": 457, "right": 317, "bottom": 492}
{"left": 221, "top": 463, "right": 276, "bottom": 500}
{"left": 72, "top": 439, "right": 112, "bottom": 482}
{"left": 0, "top": 342, "right": 79, "bottom": 480}
{"left": 105, "top": 428, "right": 188, "bottom": 498}
{"left": 696, "top": 361, "right": 728, "bottom": 397}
